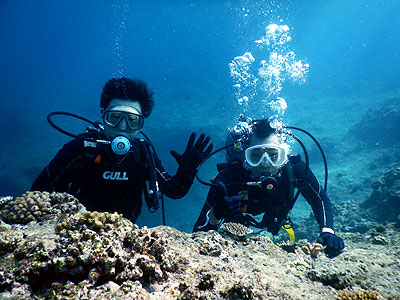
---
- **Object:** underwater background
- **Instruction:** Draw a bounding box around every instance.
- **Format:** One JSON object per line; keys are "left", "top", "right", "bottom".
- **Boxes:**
{"left": 1, "top": 0, "right": 399, "bottom": 234}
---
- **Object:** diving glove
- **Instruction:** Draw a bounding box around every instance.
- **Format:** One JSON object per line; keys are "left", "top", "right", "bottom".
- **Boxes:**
{"left": 317, "top": 232, "right": 345, "bottom": 257}
{"left": 170, "top": 132, "right": 213, "bottom": 176}
{"left": 213, "top": 196, "right": 242, "bottom": 220}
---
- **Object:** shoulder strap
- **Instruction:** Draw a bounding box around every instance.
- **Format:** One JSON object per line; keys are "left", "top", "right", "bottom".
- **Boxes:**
{"left": 137, "top": 139, "right": 163, "bottom": 213}
{"left": 79, "top": 128, "right": 104, "bottom": 161}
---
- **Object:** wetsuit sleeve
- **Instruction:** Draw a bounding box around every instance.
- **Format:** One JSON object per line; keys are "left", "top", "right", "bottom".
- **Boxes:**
{"left": 192, "top": 176, "right": 227, "bottom": 232}
{"left": 155, "top": 155, "right": 198, "bottom": 199}
{"left": 31, "top": 139, "right": 84, "bottom": 192}
{"left": 293, "top": 159, "right": 334, "bottom": 230}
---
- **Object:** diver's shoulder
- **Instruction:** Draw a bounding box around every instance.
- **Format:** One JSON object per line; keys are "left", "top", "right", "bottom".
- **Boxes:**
{"left": 78, "top": 128, "right": 102, "bottom": 139}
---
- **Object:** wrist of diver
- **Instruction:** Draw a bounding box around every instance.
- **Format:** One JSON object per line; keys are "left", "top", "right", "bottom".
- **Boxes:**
{"left": 207, "top": 208, "right": 222, "bottom": 225}
{"left": 196, "top": 208, "right": 221, "bottom": 229}
{"left": 176, "top": 164, "right": 198, "bottom": 179}
{"left": 321, "top": 227, "right": 335, "bottom": 235}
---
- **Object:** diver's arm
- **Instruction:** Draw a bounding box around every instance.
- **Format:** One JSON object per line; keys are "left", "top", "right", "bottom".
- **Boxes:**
{"left": 160, "top": 132, "right": 213, "bottom": 198}
{"left": 153, "top": 155, "right": 196, "bottom": 199}
{"left": 31, "top": 139, "right": 84, "bottom": 192}
{"left": 192, "top": 185, "right": 222, "bottom": 232}
{"left": 294, "top": 159, "right": 334, "bottom": 231}
{"left": 294, "top": 159, "right": 345, "bottom": 255}
{"left": 157, "top": 132, "right": 213, "bottom": 199}
{"left": 31, "top": 167, "right": 54, "bottom": 192}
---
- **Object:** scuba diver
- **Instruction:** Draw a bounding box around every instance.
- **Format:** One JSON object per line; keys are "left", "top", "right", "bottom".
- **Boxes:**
{"left": 193, "top": 116, "right": 344, "bottom": 256}
{"left": 31, "top": 77, "right": 213, "bottom": 223}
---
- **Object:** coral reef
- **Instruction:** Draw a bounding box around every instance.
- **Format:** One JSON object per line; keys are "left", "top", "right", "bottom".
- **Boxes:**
{"left": 336, "top": 289, "right": 382, "bottom": 300}
{"left": 220, "top": 222, "right": 253, "bottom": 241}
{"left": 221, "top": 283, "right": 254, "bottom": 300}
{"left": 361, "top": 167, "right": 400, "bottom": 222}
{"left": 301, "top": 242, "right": 323, "bottom": 258}
{"left": 347, "top": 97, "right": 400, "bottom": 147}
{"left": 0, "top": 210, "right": 177, "bottom": 299}
{"left": 1, "top": 192, "right": 400, "bottom": 299}
{"left": 0, "top": 231, "right": 23, "bottom": 255}
{"left": 54, "top": 212, "right": 175, "bottom": 284}
{"left": 321, "top": 167, "right": 400, "bottom": 235}
{"left": 0, "top": 191, "right": 80, "bottom": 224}
{"left": 0, "top": 196, "right": 12, "bottom": 206}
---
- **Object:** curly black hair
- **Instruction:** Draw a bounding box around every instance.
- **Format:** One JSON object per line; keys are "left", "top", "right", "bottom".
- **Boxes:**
{"left": 100, "top": 77, "right": 154, "bottom": 118}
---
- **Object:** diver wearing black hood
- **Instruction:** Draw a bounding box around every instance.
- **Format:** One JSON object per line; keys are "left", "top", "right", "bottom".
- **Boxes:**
{"left": 31, "top": 77, "right": 213, "bottom": 223}
{"left": 193, "top": 117, "right": 344, "bottom": 256}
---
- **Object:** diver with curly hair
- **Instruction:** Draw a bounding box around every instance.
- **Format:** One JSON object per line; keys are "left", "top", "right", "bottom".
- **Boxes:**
{"left": 32, "top": 77, "right": 213, "bottom": 223}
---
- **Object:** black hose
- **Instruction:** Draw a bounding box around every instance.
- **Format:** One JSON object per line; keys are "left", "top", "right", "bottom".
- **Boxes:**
{"left": 47, "top": 111, "right": 100, "bottom": 143}
{"left": 195, "top": 128, "right": 327, "bottom": 194}
{"left": 284, "top": 126, "right": 328, "bottom": 192}
{"left": 195, "top": 144, "right": 232, "bottom": 186}
{"left": 280, "top": 130, "right": 309, "bottom": 181}
{"left": 48, "top": 111, "right": 167, "bottom": 225}
{"left": 140, "top": 131, "right": 166, "bottom": 226}
{"left": 195, "top": 131, "right": 309, "bottom": 188}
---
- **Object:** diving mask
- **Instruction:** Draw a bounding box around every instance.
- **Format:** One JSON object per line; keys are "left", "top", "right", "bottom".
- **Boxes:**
{"left": 245, "top": 143, "right": 288, "bottom": 168}
{"left": 103, "top": 110, "right": 144, "bottom": 130}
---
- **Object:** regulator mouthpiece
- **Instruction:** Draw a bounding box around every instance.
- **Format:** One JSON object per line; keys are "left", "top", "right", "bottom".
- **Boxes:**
{"left": 260, "top": 175, "right": 277, "bottom": 191}
{"left": 111, "top": 136, "right": 131, "bottom": 155}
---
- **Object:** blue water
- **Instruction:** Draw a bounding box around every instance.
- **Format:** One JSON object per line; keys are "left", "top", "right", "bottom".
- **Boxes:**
{"left": 1, "top": 0, "right": 399, "bottom": 232}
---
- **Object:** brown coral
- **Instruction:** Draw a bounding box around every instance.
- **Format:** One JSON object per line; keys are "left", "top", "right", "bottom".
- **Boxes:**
{"left": 14, "top": 211, "right": 176, "bottom": 292}
{"left": 220, "top": 222, "right": 253, "bottom": 237}
{"left": 0, "top": 191, "right": 80, "bottom": 224}
{"left": 0, "top": 231, "right": 23, "bottom": 254}
{"left": 336, "top": 289, "right": 383, "bottom": 300}
{"left": 301, "top": 242, "right": 323, "bottom": 258}
{"left": 222, "top": 283, "right": 254, "bottom": 300}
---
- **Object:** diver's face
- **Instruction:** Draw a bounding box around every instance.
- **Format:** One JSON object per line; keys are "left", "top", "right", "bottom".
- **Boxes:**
{"left": 247, "top": 134, "right": 285, "bottom": 177}
{"left": 102, "top": 99, "right": 143, "bottom": 141}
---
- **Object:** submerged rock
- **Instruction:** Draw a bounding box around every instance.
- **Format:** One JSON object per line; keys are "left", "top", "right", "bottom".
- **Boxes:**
{"left": 329, "top": 167, "right": 400, "bottom": 235}
{"left": 362, "top": 167, "right": 400, "bottom": 222}
{"left": 0, "top": 191, "right": 80, "bottom": 225}
{"left": 0, "top": 191, "right": 399, "bottom": 299}
{"left": 347, "top": 97, "right": 400, "bottom": 147}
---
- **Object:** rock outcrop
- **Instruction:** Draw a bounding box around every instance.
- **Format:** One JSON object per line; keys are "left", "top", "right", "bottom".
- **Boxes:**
{"left": 0, "top": 192, "right": 399, "bottom": 299}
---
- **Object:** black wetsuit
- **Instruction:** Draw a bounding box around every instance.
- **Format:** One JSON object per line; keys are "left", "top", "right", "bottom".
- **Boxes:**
{"left": 31, "top": 131, "right": 195, "bottom": 222}
{"left": 193, "top": 155, "right": 334, "bottom": 234}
